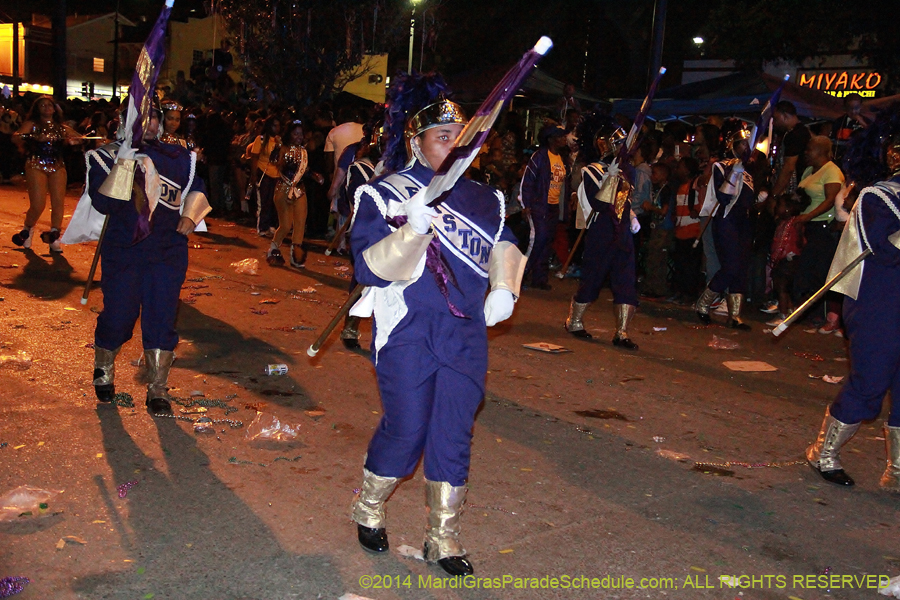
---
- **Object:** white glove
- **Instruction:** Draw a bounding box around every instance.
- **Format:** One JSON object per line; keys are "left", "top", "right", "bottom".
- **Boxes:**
{"left": 630, "top": 215, "right": 641, "bottom": 234}
{"left": 406, "top": 188, "right": 438, "bottom": 235}
{"left": 484, "top": 289, "right": 515, "bottom": 327}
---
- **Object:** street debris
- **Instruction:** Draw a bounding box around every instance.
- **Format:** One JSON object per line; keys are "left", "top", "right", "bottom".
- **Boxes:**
{"left": 265, "top": 364, "right": 289, "bottom": 376}
{"left": 722, "top": 361, "right": 778, "bottom": 372}
{"left": 230, "top": 258, "right": 259, "bottom": 275}
{"left": 117, "top": 481, "right": 138, "bottom": 498}
{"left": 112, "top": 393, "right": 134, "bottom": 408}
{"left": 0, "top": 576, "right": 29, "bottom": 598}
{"left": 258, "top": 298, "right": 280, "bottom": 304}
{"left": 657, "top": 449, "right": 690, "bottom": 461}
{"left": 795, "top": 351, "right": 825, "bottom": 361}
{"left": 575, "top": 409, "right": 628, "bottom": 421}
{"left": 0, "top": 486, "right": 61, "bottom": 521}
{"left": 708, "top": 335, "right": 739, "bottom": 350}
{"left": 808, "top": 374, "right": 844, "bottom": 384}
{"left": 652, "top": 327, "right": 667, "bottom": 332}
{"left": 397, "top": 545, "right": 425, "bottom": 560}
{"left": 245, "top": 412, "right": 301, "bottom": 444}
{"left": 652, "top": 436, "right": 666, "bottom": 443}
{"left": 193, "top": 417, "right": 215, "bottom": 434}
{"left": 620, "top": 375, "right": 645, "bottom": 383}
{"left": 0, "top": 351, "right": 32, "bottom": 371}
{"left": 250, "top": 308, "right": 268, "bottom": 315}
{"left": 295, "top": 287, "right": 317, "bottom": 294}
{"left": 879, "top": 575, "right": 900, "bottom": 598}
{"left": 522, "top": 342, "right": 572, "bottom": 353}
{"left": 339, "top": 594, "right": 377, "bottom": 600}
{"left": 55, "top": 536, "right": 87, "bottom": 550}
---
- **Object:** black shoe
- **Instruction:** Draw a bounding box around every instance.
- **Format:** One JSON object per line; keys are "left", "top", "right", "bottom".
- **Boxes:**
{"left": 696, "top": 312, "right": 711, "bottom": 325}
{"left": 146, "top": 397, "right": 173, "bottom": 416}
{"left": 567, "top": 327, "right": 592, "bottom": 339}
{"left": 40, "top": 229, "right": 60, "bottom": 244}
{"left": 436, "top": 555, "right": 474, "bottom": 577}
{"left": 342, "top": 337, "right": 361, "bottom": 350}
{"left": 531, "top": 282, "right": 552, "bottom": 291}
{"left": 813, "top": 466, "right": 855, "bottom": 486}
{"left": 729, "top": 319, "right": 751, "bottom": 331}
{"left": 266, "top": 248, "right": 285, "bottom": 266}
{"left": 94, "top": 385, "right": 115, "bottom": 402}
{"left": 93, "top": 369, "right": 115, "bottom": 402}
{"left": 357, "top": 524, "right": 389, "bottom": 553}
{"left": 612, "top": 335, "right": 639, "bottom": 351}
{"left": 11, "top": 228, "right": 30, "bottom": 247}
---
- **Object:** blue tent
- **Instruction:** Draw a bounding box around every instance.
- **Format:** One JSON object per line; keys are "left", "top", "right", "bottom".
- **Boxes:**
{"left": 612, "top": 72, "right": 844, "bottom": 121}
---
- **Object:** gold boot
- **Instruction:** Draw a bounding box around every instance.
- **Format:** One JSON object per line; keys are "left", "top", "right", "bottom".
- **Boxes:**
{"left": 695, "top": 287, "right": 718, "bottom": 324}
{"left": 879, "top": 424, "right": 900, "bottom": 491}
{"left": 806, "top": 408, "right": 860, "bottom": 486}
{"left": 351, "top": 467, "right": 400, "bottom": 552}
{"left": 565, "top": 299, "right": 592, "bottom": 339}
{"left": 424, "top": 479, "right": 474, "bottom": 576}
{"left": 93, "top": 346, "right": 121, "bottom": 402}
{"left": 612, "top": 304, "right": 638, "bottom": 350}
{"left": 726, "top": 293, "right": 751, "bottom": 330}
{"left": 144, "top": 349, "right": 175, "bottom": 415}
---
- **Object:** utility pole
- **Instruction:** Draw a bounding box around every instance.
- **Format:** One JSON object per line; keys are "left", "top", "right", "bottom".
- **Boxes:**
{"left": 52, "top": 0, "right": 67, "bottom": 100}
{"left": 647, "top": 0, "right": 667, "bottom": 88}
{"left": 11, "top": 20, "right": 19, "bottom": 98}
{"left": 111, "top": 0, "right": 120, "bottom": 99}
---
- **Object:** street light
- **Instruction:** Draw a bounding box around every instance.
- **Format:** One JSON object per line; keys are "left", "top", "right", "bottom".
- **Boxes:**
{"left": 692, "top": 36, "right": 704, "bottom": 46}
{"left": 407, "top": 0, "right": 423, "bottom": 74}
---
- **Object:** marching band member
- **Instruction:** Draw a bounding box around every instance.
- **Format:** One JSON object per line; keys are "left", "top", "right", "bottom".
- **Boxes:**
{"left": 565, "top": 113, "right": 640, "bottom": 350}
{"left": 87, "top": 97, "right": 210, "bottom": 415}
{"left": 348, "top": 73, "right": 525, "bottom": 576}
{"left": 807, "top": 106, "right": 900, "bottom": 488}
{"left": 694, "top": 126, "right": 757, "bottom": 329}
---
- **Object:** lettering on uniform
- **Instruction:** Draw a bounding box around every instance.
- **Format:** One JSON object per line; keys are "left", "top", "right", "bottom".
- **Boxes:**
{"left": 157, "top": 174, "right": 183, "bottom": 210}
{"left": 434, "top": 203, "right": 493, "bottom": 278}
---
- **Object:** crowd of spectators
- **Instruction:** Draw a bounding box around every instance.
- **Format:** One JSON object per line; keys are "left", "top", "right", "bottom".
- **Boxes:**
{"left": 0, "top": 78, "right": 871, "bottom": 333}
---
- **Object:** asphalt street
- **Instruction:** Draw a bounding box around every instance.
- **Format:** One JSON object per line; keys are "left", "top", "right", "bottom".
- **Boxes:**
{"left": 0, "top": 182, "right": 897, "bottom": 600}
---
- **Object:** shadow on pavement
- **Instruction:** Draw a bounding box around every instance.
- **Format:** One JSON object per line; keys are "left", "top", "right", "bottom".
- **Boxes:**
{"left": 175, "top": 303, "right": 317, "bottom": 411}
{"left": 75, "top": 404, "right": 343, "bottom": 598}
{"left": 6, "top": 248, "right": 82, "bottom": 300}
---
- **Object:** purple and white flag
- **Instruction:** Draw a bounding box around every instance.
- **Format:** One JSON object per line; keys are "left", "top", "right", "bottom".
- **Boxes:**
{"left": 749, "top": 74, "right": 789, "bottom": 158}
{"left": 425, "top": 36, "right": 553, "bottom": 208}
{"left": 121, "top": 0, "right": 173, "bottom": 153}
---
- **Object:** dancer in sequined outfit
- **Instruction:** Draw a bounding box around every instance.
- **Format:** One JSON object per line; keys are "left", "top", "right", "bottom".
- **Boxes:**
{"left": 11, "top": 96, "right": 83, "bottom": 252}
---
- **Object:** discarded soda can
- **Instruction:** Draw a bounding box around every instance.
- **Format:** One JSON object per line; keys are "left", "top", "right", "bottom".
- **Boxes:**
{"left": 265, "top": 364, "right": 289, "bottom": 376}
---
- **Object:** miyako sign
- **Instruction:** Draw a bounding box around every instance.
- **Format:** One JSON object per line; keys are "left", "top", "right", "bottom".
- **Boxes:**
{"left": 797, "top": 70, "right": 885, "bottom": 98}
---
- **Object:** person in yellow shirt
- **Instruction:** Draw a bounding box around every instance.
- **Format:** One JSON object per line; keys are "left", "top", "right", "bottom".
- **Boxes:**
{"left": 521, "top": 125, "right": 569, "bottom": 289}
{"left": 796, "top": 135, "right": 844, "bottom": 331}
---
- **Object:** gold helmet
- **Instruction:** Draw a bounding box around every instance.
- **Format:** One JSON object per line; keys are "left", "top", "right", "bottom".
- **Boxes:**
{"left": 726, "top": 128, "right": 752, "bottom": 157}
{"left": 406, "top": 99, "right": 467, "bottom": 139}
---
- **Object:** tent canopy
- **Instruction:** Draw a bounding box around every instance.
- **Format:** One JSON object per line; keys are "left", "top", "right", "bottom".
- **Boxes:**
{"left": 612, "top": 72, "right": 844, "bottom": 122}
{"left": 447, "top": 66, "right": 606, "bottom": 110}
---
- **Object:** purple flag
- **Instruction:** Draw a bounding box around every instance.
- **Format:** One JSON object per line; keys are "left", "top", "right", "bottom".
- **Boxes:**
{"left": 425, "top": 37, "right": 553, "bottom": 208}
{"left": 122, "top": 0, "right": 173, "bottom": 152}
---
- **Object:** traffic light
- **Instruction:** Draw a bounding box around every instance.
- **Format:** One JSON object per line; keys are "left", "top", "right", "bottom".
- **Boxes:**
{"left": 81, "top": 82, "right": 89, "bottom": 97}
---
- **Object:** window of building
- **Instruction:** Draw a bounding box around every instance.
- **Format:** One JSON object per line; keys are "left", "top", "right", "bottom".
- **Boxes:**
{"left": 93, "top": 57, "right": 105, "bottom": 73}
